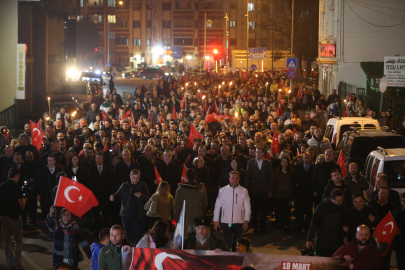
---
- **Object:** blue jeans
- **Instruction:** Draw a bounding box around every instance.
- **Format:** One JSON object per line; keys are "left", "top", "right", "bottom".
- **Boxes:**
{"left": 121, "top": 216, "right": 142, "bottom": 245}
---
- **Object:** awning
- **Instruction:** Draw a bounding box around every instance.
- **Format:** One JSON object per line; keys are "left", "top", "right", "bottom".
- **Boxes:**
{"left": 360, "top": 62, "right": 384, "bottom": 78}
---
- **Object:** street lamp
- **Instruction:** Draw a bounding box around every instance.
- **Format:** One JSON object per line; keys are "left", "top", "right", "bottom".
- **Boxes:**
{"left": 47, "top": 97, "right": 51, "bottom": 120}
{"left": 204, "top": 13, "right": 213, "bottom": 70}
{"left": 224, "top": 13, "right": 229, "bottom": 73}
{"left": 119, "top": 1, "right": 123, "bottom": 5}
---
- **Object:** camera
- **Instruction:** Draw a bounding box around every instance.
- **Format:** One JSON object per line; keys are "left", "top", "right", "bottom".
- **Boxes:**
{"left": 22, "top": 178, "right": 35, "bottom": 197}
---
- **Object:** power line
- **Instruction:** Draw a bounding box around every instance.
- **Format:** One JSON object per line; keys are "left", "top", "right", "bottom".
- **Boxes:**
{"left": 345, "top": 0, "right": 405, "bottom": 27}
{"left": 348, "top": 0, "right": 405, "bottom": 22}
{"left": 349, "top": 0, "right": 405, "bottom": 13}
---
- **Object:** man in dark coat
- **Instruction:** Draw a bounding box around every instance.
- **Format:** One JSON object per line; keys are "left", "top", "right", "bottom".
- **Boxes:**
{"left": 136, "top": 145, "right": 163, "bottom": 194}
{"left": 114, "top": 149, "right": 140, "bottom": 191}
{"left": 369, "top": 173, "right": 400, "bottom": 207}
{"left": 244, "top": 147, "right": 273, "bottom": 234}
{"left": 306, "top": 189, "right": 346, "bottom": 257}
{"left": 312, "top": 149, "right": 340, "bottom": 208}
{"left": 88, "top": 153, "right": 113, "bottom": 228}
{"left": 156, "top": 149, "right": 182, "bottom": 196}
{"left": 293, "top": 152, "right": 315, "bottom": 232}
{"left": 322, "top": 169, "right": 352, "bottom": 209}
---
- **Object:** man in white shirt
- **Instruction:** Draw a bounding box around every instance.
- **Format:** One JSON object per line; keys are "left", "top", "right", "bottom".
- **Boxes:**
{"left": 214, "top": 171, "right": 251, "bottom": 251}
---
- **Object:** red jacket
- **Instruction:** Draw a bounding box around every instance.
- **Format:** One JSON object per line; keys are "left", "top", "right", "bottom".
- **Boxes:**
{"left": 332, "top": 239, "right": 382, "bottom": 270}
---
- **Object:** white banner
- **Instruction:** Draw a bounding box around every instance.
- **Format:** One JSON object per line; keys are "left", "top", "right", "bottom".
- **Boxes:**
{"left": 384, "top": 56, "right": 405, "bottom": 87}
{"left": 16, "top": 44, "right": 26, "bottom": 99}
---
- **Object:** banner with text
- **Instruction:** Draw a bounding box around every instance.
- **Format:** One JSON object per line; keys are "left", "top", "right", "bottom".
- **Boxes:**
{"left": 384, "top": 56, "right": 405, "bottom": 87}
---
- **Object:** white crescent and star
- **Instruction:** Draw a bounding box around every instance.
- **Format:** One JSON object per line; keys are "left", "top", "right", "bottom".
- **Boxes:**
{"left": 32, "top": 128, "right": 40, "bottom": 138}
{"left": 385, "top": 221, "right": 394, "bottom": 234}
{"left": 64, "top": 186, "right": 81, "bottom": 203}
{"left": 154, "top": 252, "right": 186, "bottom": 270}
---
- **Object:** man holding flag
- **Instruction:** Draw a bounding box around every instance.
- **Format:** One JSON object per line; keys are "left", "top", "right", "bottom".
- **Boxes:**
{"left": 333, "top": 225, "right": 383, "bottom": 270}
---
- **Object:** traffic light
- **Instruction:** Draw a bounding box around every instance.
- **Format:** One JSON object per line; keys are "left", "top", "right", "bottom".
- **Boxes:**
{"left": 213, "top": 49, "right": 222, "bottom": 60}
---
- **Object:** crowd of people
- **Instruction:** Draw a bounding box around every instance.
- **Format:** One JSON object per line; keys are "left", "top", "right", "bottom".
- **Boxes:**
{"left": 0, "top": 69, "right": 404, "bottom": 270}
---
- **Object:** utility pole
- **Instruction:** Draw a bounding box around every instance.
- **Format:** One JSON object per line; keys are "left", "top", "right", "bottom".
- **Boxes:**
{"left": 271, "top": 0, "right": 273, "bottom": 75}
{"left": 204, "top": 12, "right": 206, "bottom": 70}
{"left": 224, "top": 13, "right": 229, "bottom": 73}
{"left": 246, "top": 0, "right": 249, "bottom": 71}
{"left": 290, "top": 0, "right": 294, "bottom": 90}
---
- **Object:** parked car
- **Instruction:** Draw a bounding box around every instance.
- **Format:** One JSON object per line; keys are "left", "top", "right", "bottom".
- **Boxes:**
{"left": 138, "top": 68, "right": 165, "bottom": 79}
{"left": 364, "top": 147, "right": 405, "bottom": 199}
{"left": 337, "top": 128, "right": 405, "bottom": 172}
{"left": 49, "top": 81, "right": 95, "bottom": 112}
{"left": 324, "top": 117, "right": 380, "bottom": 149}
{"left": 122, "top": 70, "right": 138, "bottom": 79}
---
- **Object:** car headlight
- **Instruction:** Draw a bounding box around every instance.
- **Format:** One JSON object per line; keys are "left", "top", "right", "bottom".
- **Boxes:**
{"left": 164, "top": 72, "right": 169, "bottom": 75}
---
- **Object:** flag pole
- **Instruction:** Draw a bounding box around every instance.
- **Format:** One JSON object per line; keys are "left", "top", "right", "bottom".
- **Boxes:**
{"left": 182, "top": 200, "right": 185, "bottom": 250}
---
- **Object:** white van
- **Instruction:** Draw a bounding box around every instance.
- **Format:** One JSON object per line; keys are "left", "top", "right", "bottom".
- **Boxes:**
{"left": 364, "top": 147, "right": 405, "bottom": 198}
{"left": 324, "top": 117, "right": 380, "bottom": 149}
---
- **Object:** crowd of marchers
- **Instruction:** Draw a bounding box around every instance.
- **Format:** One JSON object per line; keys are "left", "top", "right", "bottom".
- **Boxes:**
{"left": 1, "top": 70, "right": 405, "bottom": 270}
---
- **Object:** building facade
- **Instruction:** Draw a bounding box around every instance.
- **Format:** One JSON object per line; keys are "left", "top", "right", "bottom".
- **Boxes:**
{"left": 81, "top": 0, "right": 291, "bottom": 71}
{"left": 317, "top": 0, "right": 405, "bottom": 97}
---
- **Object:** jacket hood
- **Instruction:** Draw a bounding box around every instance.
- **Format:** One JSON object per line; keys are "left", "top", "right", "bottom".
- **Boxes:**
{"left": 178, "top": 181, "right": 204, "bottom": 189}
{"left": 91, "top": 242, "right": 104, "bottom": 253}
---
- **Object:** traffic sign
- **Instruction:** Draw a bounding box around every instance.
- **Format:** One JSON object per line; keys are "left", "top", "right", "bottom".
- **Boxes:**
{"left": 166, "top": 61, "right": 171, "bottom": 67}
{"left": 172, "top": 46, "right": 183, "bottom": 59}
{"left": 250, "top": 64, "right": 257, "bottom": 71}
{"left": 249, "top": 48, "right": 267, "bottom": 53}
{"left": 287, "top": 69, "right": 297, "bottom": 79}
{"left": 174, "top": 61, "right": 179, "bottom": 66}
{"left": 106, "top": 63, "right": 111, "bottom": 68}
{"left": 287, "top": 58, "right": 297, "bottom": 69}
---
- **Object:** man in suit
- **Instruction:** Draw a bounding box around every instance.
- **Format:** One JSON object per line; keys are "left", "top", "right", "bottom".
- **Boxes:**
{"left": 88, "top": 153, "right": 113, "bottom": 229}
{"left": 244, "top": 147, "right": 273, "bottom": 234}
{"left": 293, "top": 152, "right": 315, "bottom": 232}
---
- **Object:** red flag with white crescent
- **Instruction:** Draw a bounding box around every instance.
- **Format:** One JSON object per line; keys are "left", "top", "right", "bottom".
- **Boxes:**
{"left": 122, "top": 109, "right": 132, "bottom": 120}
{"left": 297, "top": 87, "right": 303, "bottom": 98}
{"left": 188, "top": 124, "right": 203, "bottom": 148}
{"left": 180, "top": 96, "right": 185, "bottom": 109}
{"left": 155, "top": 167, "right": 163, "bottom": 185}
{"left": 160, "top": 112, "right": 165, "bottom": 124}
{"left": 30, "top": 120, "right": 45, "bottom": 150}
{"left": 342, "top": 107, "right": 348, "bottom": 117}
{"left": 373, "top": 212, "right": 399, "bottom": 256}
{"left": 183, "top": 154, "right": 191, "bottom": 167}
{"left": 270, "top": 129, "right": 280, "bottom": 155}
{"left": 173, "top": 106, "right": 178, "bottom": 120}
{"left": 292, "top": 127, "right": 297, "bottom": 138}
{"left": 102, "top": 110, "right": 109, "bottom": 121}
{"left": 103, "top": 142, "right": 109, "bottom": 153}
{"left": 37, "top": 118, "right": 41, "bottom": 128}
{"left": 181, "top": 165, "right": 187, "bottom": 184}
{"left": 54, "top": 176, "right": 99, "bottom": 218}
{"left": 198, "top": 106, "right": 205, "bottom": 117}
{"left": 337, "top": 150, "right": 347, "bottom": 177}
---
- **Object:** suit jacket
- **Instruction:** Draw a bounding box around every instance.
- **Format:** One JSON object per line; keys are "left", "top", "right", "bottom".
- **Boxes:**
{"left": 244, "top": 159, "right": 273, "bottom": 195}
{"left": 88, "top": 164, "right": 113, "bottom": 200}
{"left": 292, "top": 163, "right": 315, "bottom": 198}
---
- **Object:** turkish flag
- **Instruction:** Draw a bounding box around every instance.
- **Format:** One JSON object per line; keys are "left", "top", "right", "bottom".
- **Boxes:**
{"left": 183, "top": 154, "right": 191, "bottom": 167}
{"left": 292, "top": 127, "right": 297, "bottom": 138}
{"left": 184, "top": 75, "right": 189, "bottom": 82}
{"left": 242, "top": 92, "right": 246, "bottom": 98}
{"left": 337, "top": 150, "right": 347, "bottom": 177}
{"left": 296, "top": 148, "right": 300, "bottom": 156}
{"left": 276, "top": 103, "right": 283, "bottom": 117}
{"left": 277, "top": 92, "right": 281, "bottom": 101}
{"left": 160, "top": 112, "right": 165, "bottom": 124}
{"left": 103, "top": 142, "right": 109, "bottom": 152}
{"left": 181, "top": 165, "right": 187, "bottom": 184}
{"left": 373, "top": 212, "right": 399, "bottom": 256}
{"left": 188, "top": 124, "right": 203, "bottom": 148}
{"left": 37, "top": 118, "right": 41, "bottom": 128}
{"left": 102, "top": 110, "right": 109, "bottom": 121}
{"left": 247, "top": 94, "right": 252, "bottom": 101}
{"left": 270, "top": 129, "right": 280, "bottom": 155}
{"left": 198, "top": 106, "right": 205, "bottom": 117}
{"left": 241, "top": 72, "right": 248, "bottom": 80}
{"left": 155, "top": 167, "right": 163, "bottom": 185}
{"left": 122, "top": 109, "right": 132, "bottom": 120}
{"left": 131, "top": 114, "right": 135, "bottom": 127}
{"left": 180, "top": 96, "right": 185, "bottom": 109}
{"left": 216, "top": 115, "right": 235, "bottom": 123}
{"left": 173, "top": 106, "right": 178, "bottom": 120}
{"left": 54, "top": 176, "right": 99, "bottom": 218}
{"left": 130, "top": 248, "right": 244, "bottom": 270}
{"left": 297, "top": 87, "right": 303, "bottom": 98}
{"left": 212, "top": 103, "right": 218, "bottom": 115}
{"left": 249, "top": 76, "right": 255, "bottom": 84}
{"left": 30, "top": 120, "right": 45, "bottom": 150}
{"left": 342, "top": 107, "right": 348, "bottom": 117}
{"left": 350, "top": 92, "right": 354, "bottom": 102}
